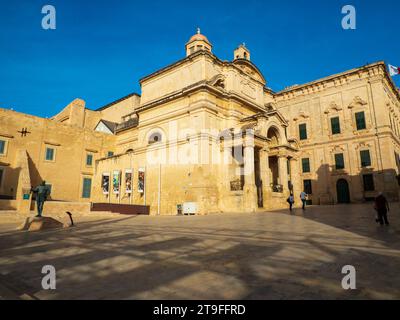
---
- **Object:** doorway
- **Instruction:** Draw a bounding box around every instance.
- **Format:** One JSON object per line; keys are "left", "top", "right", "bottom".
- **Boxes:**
{"left": 336, "top": 179, "right": 350, "bottom": 203}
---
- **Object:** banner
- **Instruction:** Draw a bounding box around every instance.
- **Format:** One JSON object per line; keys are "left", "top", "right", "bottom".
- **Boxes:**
{"left": 113, "top": 170, "right": 121, "bottom": 194}
{"left": 138, "top": 167, "right": 145, "bottom": 193}
{"left": 102, "top": 173, "right": 110, "bottom": 194}
{"left": 125, "top": 169, "right": 133, "bottom": 194}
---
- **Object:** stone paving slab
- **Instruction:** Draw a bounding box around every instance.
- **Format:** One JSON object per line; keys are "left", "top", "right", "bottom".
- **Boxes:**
{"left": 0, "top": 204, "right": 399, "bottom": 300}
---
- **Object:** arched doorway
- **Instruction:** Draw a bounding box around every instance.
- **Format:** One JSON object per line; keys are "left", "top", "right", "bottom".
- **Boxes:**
{"left": 336, "top": 179, "right": 350, "bottom": 203}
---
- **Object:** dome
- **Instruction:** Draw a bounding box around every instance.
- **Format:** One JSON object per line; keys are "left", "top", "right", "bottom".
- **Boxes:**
{"left": 187, "top": 28, "right": 211, "bottom": 45}
{"left": 188, "top": 33, "right": 210, "bottom": 43}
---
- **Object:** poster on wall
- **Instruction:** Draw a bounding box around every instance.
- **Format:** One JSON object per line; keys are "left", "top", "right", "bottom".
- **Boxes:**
{"left": 138, "top": 168, "right": 145, "bottom": 193}
{"left": 113, "top": 170, "right": 121, "bottom": 194}
{"left": 125, "top": 169, "right": 133, "bottom": 194}
{"left": 102, "top": 173, "right": 110, "bottom": 194}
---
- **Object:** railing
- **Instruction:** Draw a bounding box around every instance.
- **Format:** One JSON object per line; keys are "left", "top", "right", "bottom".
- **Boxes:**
{"left": 115, "top": 118, "right": 139, "bottom": 133}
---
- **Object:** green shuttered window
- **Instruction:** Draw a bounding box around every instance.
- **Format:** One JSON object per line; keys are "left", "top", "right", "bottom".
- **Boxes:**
{"left": 335, "top": 153, "right": 345, "bottom": 170}
{"left": 299, "top": 124, "right": 307, "bottom": 140}
{"left": 0, "top": 140, "right": 5, "bottom": 154}
{"left": 331, "top": 117, "right": 341, "bottom": 135}
{"left": 355, "top": 112, "right": 366, "bottom": 130}
{"left": 302, "top": 158, "right": 310, "bottom": 173}
{"left": 82, "top": 178, "right": 92, "bottom": 198}
{"left": 360, "top": 150, "right": 371, "bottom": 167}
{"left": 45, "top": 148, "right": 54, "bottom": 161}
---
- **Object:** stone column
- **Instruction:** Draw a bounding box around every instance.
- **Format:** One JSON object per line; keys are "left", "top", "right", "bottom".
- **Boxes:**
{"left": 278, "top": 155, "right": 289, "bottom": 194}
{"left": 289, "top": 158, "right": 302, "bottom": 200}
{"left": 259, "top": 147, "right": 271, "bottom": 207}
{"left": 243, "top": 137, "right": 257, "bottom": 212}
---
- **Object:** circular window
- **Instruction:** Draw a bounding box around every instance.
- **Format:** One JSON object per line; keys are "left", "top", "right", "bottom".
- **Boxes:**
{"left": 148, "top": 132, "right": 162, "bottom": 144}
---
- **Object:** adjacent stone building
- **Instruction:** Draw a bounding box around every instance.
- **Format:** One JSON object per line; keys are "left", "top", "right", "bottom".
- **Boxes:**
{"left": 1, "top": 30, "right": 399, "bottom": 215}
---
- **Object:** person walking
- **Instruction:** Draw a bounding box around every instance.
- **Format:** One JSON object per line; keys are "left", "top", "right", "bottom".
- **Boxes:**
{"left": 374, "top": 192, "right": 390, "bottom": 226}
{"left": 287, "top": 193, "right": 295, "bottom": 211}
{"left": 300, "top": 191, "right": 307, "bottom": 210}
{"left": 31, "top": 181, "right": 50, "bottom": 217}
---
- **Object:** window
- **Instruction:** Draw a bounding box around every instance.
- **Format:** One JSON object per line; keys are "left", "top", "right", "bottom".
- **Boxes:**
{"left": 335, "top": 153, "right": 345, "bottom": 170}
{"left": 355, "top": 112, "right": 366, "bottom": 130}
{"left": 303, "top": 179, "right": 312, "bottom": 194}
{"left": 45, "top": 147, "right": 55, "bottom": 161}
{"left": 302, "top": 158, "right": 310, "bottom": 173}
{"left": 331, "top": 117, "right": 341, "bottom": 135}
{"left": 299, "top": 124, "right": 307, "bottom": 140}
{"left": 363, "top": 174, "right": 375, "bottom": 191}
{"left": 148, "top": 132, "right": 162, "bottom": 144}
{"left": 82, "top": 177, "right": 92, "bottom": 198}
{"left": 0, "top": 140, "right": 5, "bottom": 155}
{"left": 360, "top": 150, "right": 371, "bottom": 167}
{"left": 86, "top": 154, "right": 93, "bottom": 166}
{"left": 107, "top": 151, "right": 114, "bottom": 157}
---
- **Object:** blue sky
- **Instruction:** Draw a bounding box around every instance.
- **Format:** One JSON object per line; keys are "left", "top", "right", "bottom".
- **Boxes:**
{"left": 0, "top": 0, "right": 399, "bottom": 118}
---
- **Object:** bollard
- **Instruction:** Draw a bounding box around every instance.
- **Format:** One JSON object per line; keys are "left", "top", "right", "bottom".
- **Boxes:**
{"left": 66, "top": 211, "right": 74, "bottom": 226}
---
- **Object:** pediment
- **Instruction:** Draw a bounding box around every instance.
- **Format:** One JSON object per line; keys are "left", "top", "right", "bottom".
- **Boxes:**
{"left": 232, "top": 59, "right": 266, "bottom": 84}
{"left": 348, "top": 96, "right": 367, "bottom": 109}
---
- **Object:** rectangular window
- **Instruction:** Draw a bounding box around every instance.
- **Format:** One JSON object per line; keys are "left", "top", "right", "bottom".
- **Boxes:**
{"left": 355, "top": 112, "right": 366, "bottom": 130}
{"left": 86, "top": 154, "right": 93, "bottom": 166}
{"left": 299, "top": 124, "right": 307, "bottom": 140}
{"left": 331, "top": 117, "right": 341, "bottom": 135}
{"left": 82, "top": 178, "right": 92, "bottom": 198}
{"left": 0, "top": 140, "right": 5, "bottom": 155}
{"left": 45, "top": 147, "right": 55, "bottom": 161}
{"left": 335, "top": 153, "right": 345, "bottom": 170}
{"left": 303, "top": 179, "right": 312, "bottom": 194}
{"left": 360, "top": 150, "right": 371, "bottom": 167}
{"left": 363, "top": 174, "right": 375, "bottom": 191}
{"left": 302, "top": 158, "right": 310, "bottom": 173}
{"left": 107, "top": 151, "right": 114, "bottom": 157}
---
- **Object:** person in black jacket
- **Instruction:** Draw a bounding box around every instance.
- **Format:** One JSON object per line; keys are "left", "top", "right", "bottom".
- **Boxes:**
{"left": 374, "top": 192, "right": 390, "bottom": 226}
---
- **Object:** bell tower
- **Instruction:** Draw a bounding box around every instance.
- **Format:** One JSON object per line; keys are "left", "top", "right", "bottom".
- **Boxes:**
{"left": 185, "top": 28, "right": 212, "bottom": 57}
{"left": 234, "top": 43, "right": 250, "bottom": 61}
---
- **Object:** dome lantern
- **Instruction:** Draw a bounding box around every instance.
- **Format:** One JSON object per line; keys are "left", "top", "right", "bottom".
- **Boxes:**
{"left": 185, "top": 28, "right": 212, "bottom": 57}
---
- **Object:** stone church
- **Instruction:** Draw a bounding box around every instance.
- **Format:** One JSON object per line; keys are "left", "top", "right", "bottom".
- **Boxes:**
{"left": 1, "top": 30, "right": 400, "bottom": 215}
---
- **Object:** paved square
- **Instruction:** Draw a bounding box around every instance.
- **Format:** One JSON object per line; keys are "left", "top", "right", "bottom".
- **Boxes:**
{"left": 0, "top": 204, "right": 399, "bottom": 300}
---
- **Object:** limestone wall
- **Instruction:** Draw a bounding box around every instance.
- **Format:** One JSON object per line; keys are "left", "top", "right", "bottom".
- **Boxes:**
{"left": 275, "top": 62, "right": 400, "bottom": 203}
{"left": 0, "top": 108, "right": 116, "bottom": 202}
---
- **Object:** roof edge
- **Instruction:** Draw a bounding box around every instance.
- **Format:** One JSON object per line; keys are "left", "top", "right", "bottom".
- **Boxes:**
{"left": 95, "top": 92, "right": 141, "bottom": 111}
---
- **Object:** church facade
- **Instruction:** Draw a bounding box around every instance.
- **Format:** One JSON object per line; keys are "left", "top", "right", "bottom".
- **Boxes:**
{"left": 1, "top": 30, "right": 400, "bottom": 215}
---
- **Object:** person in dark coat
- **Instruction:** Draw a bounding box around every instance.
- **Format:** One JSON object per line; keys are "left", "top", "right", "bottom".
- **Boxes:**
{"left": 374, "top": 192, "right": 390, "bottom": 226}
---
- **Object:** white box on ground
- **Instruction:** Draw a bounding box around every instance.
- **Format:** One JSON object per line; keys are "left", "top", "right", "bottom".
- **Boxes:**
{"left": 183, "top": 202, "right": 197, "bottom": 215}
